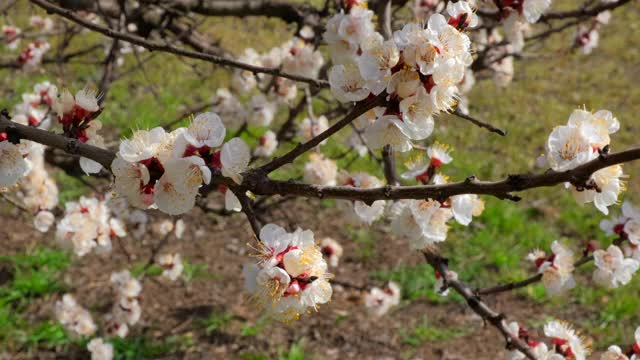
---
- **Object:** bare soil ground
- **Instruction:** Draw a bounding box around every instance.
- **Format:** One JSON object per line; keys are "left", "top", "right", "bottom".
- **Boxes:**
{"left": 0, "top": 198, "right": 584, "bottom": 360}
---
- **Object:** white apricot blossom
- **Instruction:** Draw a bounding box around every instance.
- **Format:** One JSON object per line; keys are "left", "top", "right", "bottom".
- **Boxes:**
{"left": 528, "top": 241, "right": 575, "bottom": 295}
{"left": 244, "top": 224, "right": 332, "bottom": 321}
{"left": 156, "top": 253, "right": 184, "bottom": 281}
{"left": 220, "top": 137, "right": 250, "bottom": 185}
{"left": 254, "top": 130, "right": 278, "bottom": 157}
{"left": 298, "top": 115, "right": 329, "bottom": 144}
{"left": 303, "top": 153, "right": 337, "bottom": 186}
{"left": 543, "top": 320, "right": 591, "bottom": 360}
{"left": 363, "top": 282, "right": 401, "bottom": 317}
{"left": 593, "top": 245, "right": 639, "bottom": 288}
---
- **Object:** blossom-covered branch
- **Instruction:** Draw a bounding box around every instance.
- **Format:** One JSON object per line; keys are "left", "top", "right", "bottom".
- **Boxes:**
{"left": 29, "top": 0, "right": 329, "bottom": 87}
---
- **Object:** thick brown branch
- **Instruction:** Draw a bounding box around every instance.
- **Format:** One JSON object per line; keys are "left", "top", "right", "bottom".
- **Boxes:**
{"left": 30, "top": 0, "right": 328, "bottom": 87}
{"left": 249, "top": 147, "right": 640, "bottom": 202}
{"left": 422, "top": 250, "right": 537, "bottom": 360}
{"left": 0, "top": 111, "right": 116, "bottom": 170}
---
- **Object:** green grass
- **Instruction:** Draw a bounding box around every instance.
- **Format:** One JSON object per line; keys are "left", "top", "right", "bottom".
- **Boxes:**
{"left": 399, "top": 317, "right": 468, "bottom": 346}
{"left": 0, "top": 248, "right": 71, "bottom": 350}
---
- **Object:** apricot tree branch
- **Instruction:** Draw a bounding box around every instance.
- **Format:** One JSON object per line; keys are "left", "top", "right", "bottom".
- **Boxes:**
{"left": 29, "top": 0, "right": 329, "bottom": 87}
{"left": 422, "top": 250, "right": 537, "bottom": 360}
{"left": 477, "top": 236, "right": 625, "bottom": 296}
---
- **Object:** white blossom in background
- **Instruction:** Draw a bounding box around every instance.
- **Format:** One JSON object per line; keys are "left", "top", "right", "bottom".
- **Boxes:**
{"left": 363, "top": 282, "right": 401, "bottom": 317}
{"left": 303, "top": 153, "right": 338, "bottom": 186}
{"left": 246, "top": 94, "right": 277, "bottom": 127}
{"left": 231, "top": 48, "right": 261, "bottom": 93}
{"left": 527, "top": 241, "right": 575, "bottom": 295}
{"left": 2, "top": 25, "right": 21, "bottom": 49}
{"left": 254, "top": 130, "right": 278, "bottom": 157}
{"left": 107, "top": 270, "right": 142, "bottom": 337}
{"left": 320, "top": 237, "right": 343, "bottom": 267}
{"left": 543, "top": 320, "right": 591, "bottom": 360}
{"left": 298, "top": 116, "right": 329, "bottom": 144}
{"left": 211, "top": 88, "right": 245, "bottom": 130}
{"left": 220, "top": 137, "right": 250, "bottom": 185}
{"left": 55, "top": 294, "right": 96, "bottom": 337}
{"left": 156, "top": 253, "right": 184, "bottom": 281}
{"left": 593, "top": 245, "right": 639, "bottom": 288}
{"left": 19, "top": 40, "right": 50, "bottom": 69}
{"left": 87, "top": 338, "right": 114, "bottom": 360}
{"left": 243, "top": 224, "right": 332, "bottom": 321}
{"left": 29, "top": 15, "right": 54, "bottom": 32}
{"left": 56, "top": 196, "right": 126, "bottom": 256}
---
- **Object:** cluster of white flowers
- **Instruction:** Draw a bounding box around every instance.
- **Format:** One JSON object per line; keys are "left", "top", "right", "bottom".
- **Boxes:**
{"left": 547, "top": 108, "right": 623, "bottom": 214}
{"left": 254, "top": 130, "right": 278, "bottom": 157}
{"left": 325, "top": 1, "right": 476, "bottom": 152}
{"left": 55, "top": 294, "right": 97, "bottom": 337}
{"left": 232, "top": 26, "right": 323, "bottom": 98}
{"left": 390, "top": 144, "right": 484, "bottom": 249}
{"left": 56, "top": 196, "right": 126, "bottom": 257}
{"left": 12, "top": 80, "right": 57, "bottom": 129}
{"left": 527, "top": 241, "right": 576, "bottom": 295}
{"left": 363, "top": 281, "right": 401, "bottom": 317}
{"left": 112, "top": 112, "right": 250, "bottom": 215}
{"left": 156, "top": 253, "right": 184, "bottom": 281}
{"left": 243, "top": 224, "right": 332, "bottom": 321}
{"left": 106, "top": 270, "right": 142, "bottom": 338}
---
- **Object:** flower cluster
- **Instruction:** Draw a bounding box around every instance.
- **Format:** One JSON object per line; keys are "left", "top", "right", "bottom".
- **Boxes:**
{"left": 363, "top": 281, "right": 401, "bottom": 317}
{"left": 391, "top": 145, "right": 484, "bottom": 249}
{"left": 243, "top": 224, "right": 332, "bottom": 321}
{"left": 56, "top": 196, "right": 127, "bottom": 257}
{"left": 55, "top": 294, "right": 97, "bottom": 337}
{"left": 2, "top": 25, "right": 21, "bottom": 49}
{"left": 303, "top": 153, "right": 338, "bottom": 186}
{"left": 18, "top": 39, "right": 50, "bottom": 68}
{"left": 112, "top": 112, "right": 250, "bottom": 215}
{"left": 547, "top": 108, "right": 623, "bottom": 214}
{"left": 232, "top": 25, "right": 323, "bottom": 98}
{"left": 325, "top": 1, "right": 476, "bottom": 152}
{"left": 106, "top": 270, "right": 142, "bottom": 338}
